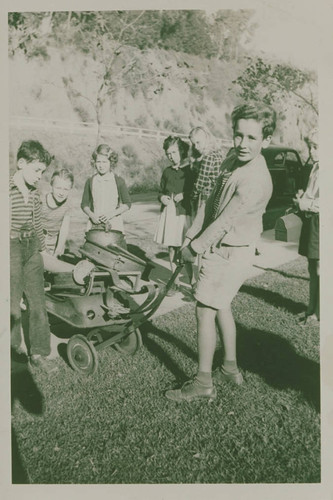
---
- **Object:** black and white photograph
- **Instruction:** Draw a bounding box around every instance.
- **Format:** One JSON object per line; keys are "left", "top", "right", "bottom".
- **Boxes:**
{"left": 2, "top": 0, "right": 333, "bottom": 497}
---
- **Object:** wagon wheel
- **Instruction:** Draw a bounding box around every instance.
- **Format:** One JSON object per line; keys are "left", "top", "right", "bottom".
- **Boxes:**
{"left": 67, "top": 334, "right": 99, "bottom": 376}
{"left": 114, "top": 328, "right": 142, "bottom": 356}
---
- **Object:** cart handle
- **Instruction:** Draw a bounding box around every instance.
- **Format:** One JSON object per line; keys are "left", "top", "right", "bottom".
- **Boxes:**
{"left": 130, "top": 264, "right": 184, "bottom": 323}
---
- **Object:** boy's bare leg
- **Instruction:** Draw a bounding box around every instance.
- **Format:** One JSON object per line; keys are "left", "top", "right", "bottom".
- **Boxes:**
{"left": 216, "top": 306, "right": 243, "bottom": 383}
{"left": 184, "top": 262, "right": 195, "bottom": 287}
{"left": 168, "top": 246, "right": 176, "bottom": 272}
{"left": 168, "top": 246, "right": 180, "bottom": 285}
{"left": 216, "top": 307, "right": 237, "bottom": 362}
{"left": 196, "top": 303, "right": 217, "bottom": 382}
{"left": 165, "top": 301, "right": 217, "bottom": 401}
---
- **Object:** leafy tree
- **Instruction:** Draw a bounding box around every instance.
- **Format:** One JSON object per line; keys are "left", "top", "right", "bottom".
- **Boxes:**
{"left": 9, "top": 11, "right": 171, "bottom": 142}
{"left": 233, "top": 57, "right": 318, "bottom": 115}
{"left": 210, "top": 10, "right": 257, "bottom": 62}
{"left": 160, "top": 10, "right": 214, "bottom": 57}
{"left": 8, "top": 10, "right": 219, "bottom": 141}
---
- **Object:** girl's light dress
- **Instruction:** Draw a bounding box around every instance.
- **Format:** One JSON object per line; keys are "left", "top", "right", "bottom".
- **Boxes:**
{"left": 154, "top": 164, "right": 193, "bottom": 247}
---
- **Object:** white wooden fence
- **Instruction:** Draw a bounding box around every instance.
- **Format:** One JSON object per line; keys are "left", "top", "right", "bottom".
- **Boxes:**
{"left": 10, "top": 115, "right": 233, "bottom": 148}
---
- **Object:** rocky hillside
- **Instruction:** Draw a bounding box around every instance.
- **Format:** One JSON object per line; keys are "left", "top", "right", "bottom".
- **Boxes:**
{"left": 9, "top": 46, "right": 315, "bottom": 191}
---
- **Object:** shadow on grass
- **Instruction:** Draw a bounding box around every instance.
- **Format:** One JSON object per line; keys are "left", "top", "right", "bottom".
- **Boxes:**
{"left": 252, "top": 264, "right": 309, "bottom": 281}
{"left": 140, "top": 320, "right": 319, "bottom": 411}
{"left": 140, "top": 322, "right": 197, "bottom": 383}
{"left": 237, "top": 323, "right": 320, "bottom": 412}
{"left": 240, "top": 284, "right": 307, "bottom": 315}
{"left": 11, "top": 360, "right": 44, "bottom": 483}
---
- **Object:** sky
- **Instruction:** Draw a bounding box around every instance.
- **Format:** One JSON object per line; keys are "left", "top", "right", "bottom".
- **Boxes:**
{"left": 206, "top": 0, "right": 329, "bottom": 70}
{"left": 247, "top": 1, "right": 319, "bottom": 70}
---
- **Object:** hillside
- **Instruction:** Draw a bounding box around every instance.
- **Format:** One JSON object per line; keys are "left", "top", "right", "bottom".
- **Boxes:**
{"left": 9, "top": 46, "right": 315, "bottom": 192}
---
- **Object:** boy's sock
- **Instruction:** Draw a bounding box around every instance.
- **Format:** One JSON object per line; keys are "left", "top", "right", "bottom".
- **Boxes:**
{"left": 222, "top": 359, "right": 239, "bottom": 374}
{"left": 195, "top": 370, "right": 213, "bottom": 387}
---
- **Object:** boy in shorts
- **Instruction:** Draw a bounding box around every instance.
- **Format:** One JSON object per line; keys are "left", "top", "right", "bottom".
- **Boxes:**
{"left": 10, "top": 140, "right": 57, "bottom": 372}
{"left": 166, "top": 103, "right": 276, "bottom": 402}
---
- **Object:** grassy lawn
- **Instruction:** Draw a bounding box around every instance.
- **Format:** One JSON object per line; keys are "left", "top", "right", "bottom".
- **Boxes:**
{"left": 11, "top": 257, "right": 320, "bottom": 484}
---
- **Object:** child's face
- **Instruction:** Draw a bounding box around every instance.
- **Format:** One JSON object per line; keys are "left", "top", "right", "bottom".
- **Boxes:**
{"left": 233, "top": 119, "right": 271, "bottom": 163}
{"left": 190, "top": 130, "right": 207, "bottom": 156}
{"left": 18, "top": 159, "right": 46, "bottom": 187}
{"left": 308, "top": 135, "right": 319, "bottom": 164}
{"left": 51, "top": 177, "right": 72, "bottom": 203}
{"left": 166, "top": 144, "right": 181, "bottom": 165}
{"left": 95, "top": 154, "right": 111, "bottom": 176}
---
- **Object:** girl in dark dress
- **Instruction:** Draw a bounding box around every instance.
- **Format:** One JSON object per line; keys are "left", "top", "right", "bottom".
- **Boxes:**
{"left": 154, "top": 136, "right": 195, "bottom": 294}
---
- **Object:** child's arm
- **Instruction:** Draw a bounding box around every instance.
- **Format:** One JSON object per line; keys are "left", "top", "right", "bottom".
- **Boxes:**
{"left": 107, "top": 176, "right": 132, "bottom": 220}
{"left": 82, "top": 206, "right": 100, "bottom": 224}
{"left": 105, "top": 204, "right": 129, "bottom": 222}
{"left": 190, "top": 174, "right": 261, "bottom": 255}
{"left": 33, "top": 193, "right": 46, "bottom": 251}
{"left": 81, "top": 178, "right": 100, "bottom": 224}
{"left": 158, "top": 169, "right": 171, "bottom": 206}
{"left": 54, "top": 213, "right": 70, "bottom": 257}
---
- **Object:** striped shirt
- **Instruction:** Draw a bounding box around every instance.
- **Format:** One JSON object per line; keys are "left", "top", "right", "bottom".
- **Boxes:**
{"left": 210, "top": 170, "right": 233, "bottom": 222}
{"left": 10, "top": 177, "right": 45, "bottom": 250}
{"left": 41, "top": 193, "right": 71, "bottom": 237}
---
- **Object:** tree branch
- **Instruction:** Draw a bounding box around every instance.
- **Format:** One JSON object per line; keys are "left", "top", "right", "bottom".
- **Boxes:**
{"left": 269, "top": 78, "right": 318, "bottom": 115}
{"left": 118, "top": 10, "right": 146, "bottom": 42}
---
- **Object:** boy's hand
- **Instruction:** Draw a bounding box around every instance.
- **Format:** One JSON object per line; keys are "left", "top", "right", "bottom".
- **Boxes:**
{"left": 174, "top": 193, "right": 184, "bottom": 203}
{"left": 180, "top": 245, "right": 197, "bottom": 263}
{"left": 293, "top": 190, "right": 304, "bottom": 211}
{"left": 180, "top": 237, "right": 191, "bottom": 251}
{"left": 161, "top": 195, "right": 171, "bottom": 206}
{"left": 90, "top": 213, "right": 100, "bottom": 225}
{"left": 98, "top": 214, "right": 108, "bottom": 224}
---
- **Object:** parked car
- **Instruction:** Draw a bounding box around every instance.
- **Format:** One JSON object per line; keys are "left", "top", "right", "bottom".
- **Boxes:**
{"left": 262, "top": 145, "right": 312, "bottom": 206}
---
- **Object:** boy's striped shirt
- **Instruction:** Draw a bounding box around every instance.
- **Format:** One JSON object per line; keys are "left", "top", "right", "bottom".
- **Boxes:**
{"left": 210, "top": 170, "right": 233, "bottom": 221}
{"left": 10, "top": 177, "right": 45, "bottom": 250}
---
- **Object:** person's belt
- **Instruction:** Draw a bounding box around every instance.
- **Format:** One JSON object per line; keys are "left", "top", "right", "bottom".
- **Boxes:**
{"left": 219, "top": 243, "right": 249, "bottom": 247}
{"left": 10, "top": 228, "right": 36, "bottom": 240}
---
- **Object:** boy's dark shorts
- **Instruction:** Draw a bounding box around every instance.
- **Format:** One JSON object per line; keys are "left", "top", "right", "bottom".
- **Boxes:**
{"left": 194, "top": 244, "right": 255, "bottom": 310}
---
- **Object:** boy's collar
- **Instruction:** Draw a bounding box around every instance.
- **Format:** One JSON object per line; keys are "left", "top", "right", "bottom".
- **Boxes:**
{"left": 11, "top": 171, "right": 36, "bottom": 194}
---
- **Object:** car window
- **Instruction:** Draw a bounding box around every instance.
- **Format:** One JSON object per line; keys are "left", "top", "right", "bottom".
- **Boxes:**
{"left": 274, "top": 153, "right": 284, "bottom": 166}
{"left": 285, "top": 151, "right": 298, "bottom": 162}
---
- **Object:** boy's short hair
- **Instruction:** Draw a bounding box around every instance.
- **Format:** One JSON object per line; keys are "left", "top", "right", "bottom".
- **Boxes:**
{"left": 17, "top": 140, "right": 53, "bottom": 166}
{"left": 51, "top": 168, "right": 74, "bottom": 187}
{"left": 91, "top": 144, "right": 118, "bottom": 167}
{"left": 163, "top": 136, "right": 190, "bottom": 162}
{"left": 231, "top": 103, "right": 277, "bottom": 139}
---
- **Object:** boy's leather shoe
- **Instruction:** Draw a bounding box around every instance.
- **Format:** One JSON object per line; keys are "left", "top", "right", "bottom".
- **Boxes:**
{"left": 165, "top": 379, "right": 216, "bottom": 402}
{"left": 29, "top": 355, "right": 58, "bottom": 374}
{"left": 213, "top": 367, "right": 244, "bottom": 385}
